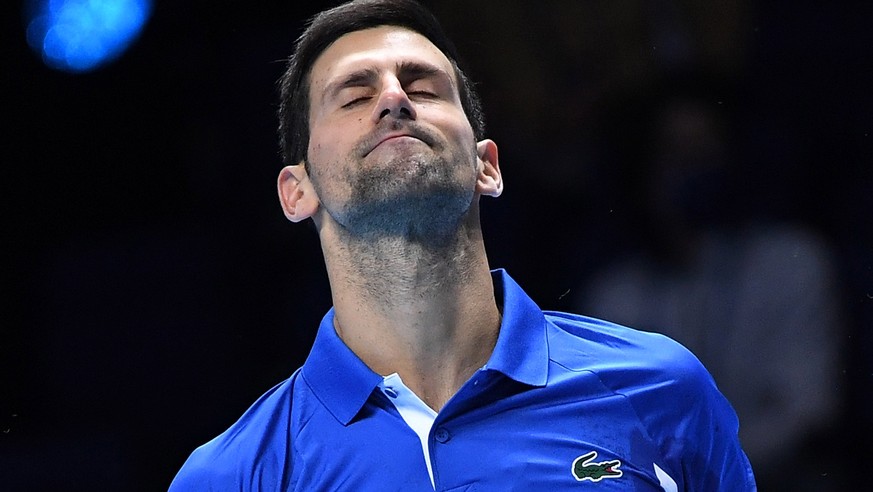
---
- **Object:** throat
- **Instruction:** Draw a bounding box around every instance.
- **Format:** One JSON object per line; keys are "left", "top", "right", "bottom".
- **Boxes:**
{"left": 339, "top": 228, "right": 476, "bottom": 308}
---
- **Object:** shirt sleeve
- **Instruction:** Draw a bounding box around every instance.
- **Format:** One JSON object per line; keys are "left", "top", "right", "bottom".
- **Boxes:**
{"left": 619, "top": 334, "right": 757, "bottom": 491}
{"left": 168, "top": 376, "right": 298, "bottom": 491}
{"left": 168, "top": 448, "right": 235, "bottom": 491}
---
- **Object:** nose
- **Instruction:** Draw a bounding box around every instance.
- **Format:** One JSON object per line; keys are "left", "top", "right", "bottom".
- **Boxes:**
{"left": 371, "top": 75, "right": 416, "bottom": 123}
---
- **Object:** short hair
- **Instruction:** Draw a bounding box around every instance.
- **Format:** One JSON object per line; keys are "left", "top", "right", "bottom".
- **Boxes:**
{"left": 277, "top": 0, "right": 485, "bottom": 167}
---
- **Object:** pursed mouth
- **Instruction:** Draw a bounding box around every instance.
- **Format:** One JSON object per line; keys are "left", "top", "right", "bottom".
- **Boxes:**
{"left": 364, "top": 134, "right": 420, "bottom": 157}
{"left": 361, "top": 125, "right": 435, "bottom": 157}
{"left": 379, "top": 134, "right": 421, "bottom": 146}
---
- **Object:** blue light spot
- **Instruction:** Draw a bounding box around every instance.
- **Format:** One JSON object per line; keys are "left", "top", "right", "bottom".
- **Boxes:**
{"left": 26, "top": 0, "right": 153, "bottom": 73}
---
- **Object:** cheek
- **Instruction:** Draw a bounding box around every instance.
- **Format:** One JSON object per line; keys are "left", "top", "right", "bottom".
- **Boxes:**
{"left": 307, "top": 130, "right": 336, "bottom": 167}
{"left": 444, "top": 125, "right": 478, "bottom": 165}
{"left": 306, "top": 130, "right": 353, "bottom": 200}
{"left": 308, "top": 119, "right": 358, "bottom": 164}
{"left": 437, "top": 110, "right": 477, "bottom": 149}
{"left": 307, "top": 126, "right": 326, "bottom": 159}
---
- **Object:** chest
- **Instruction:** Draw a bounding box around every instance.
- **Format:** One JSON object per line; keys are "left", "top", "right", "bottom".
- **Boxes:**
{"left": 290, "top": 376, "right": 675, "bottom": 491}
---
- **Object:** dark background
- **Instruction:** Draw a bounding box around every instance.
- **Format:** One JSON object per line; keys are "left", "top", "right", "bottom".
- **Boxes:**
{"left": 4, "top": 0, "right": 871, "bottom": 489}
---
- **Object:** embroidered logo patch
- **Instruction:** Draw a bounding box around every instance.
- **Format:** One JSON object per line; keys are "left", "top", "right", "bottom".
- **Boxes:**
{"left": 572, "top": 451, "right": 623, "bottom": 482}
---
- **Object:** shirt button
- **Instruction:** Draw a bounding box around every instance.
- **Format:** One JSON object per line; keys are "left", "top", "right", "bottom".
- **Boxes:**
{"left": 383, "top": 387, "right": 398, "bottom": 398}
{"left": 434, "top": 427, "right": 450, "bottom": 443}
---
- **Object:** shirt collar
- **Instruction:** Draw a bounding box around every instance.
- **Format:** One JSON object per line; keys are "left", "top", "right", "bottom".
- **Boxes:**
{"left": 300, "top": 308, "right": 384, "bottom": 425}
{"left": 486, "top": 268, "right": 550, "bottom": 387}
{"left": 301, "top": 268, "right": 549, "bottom": 425}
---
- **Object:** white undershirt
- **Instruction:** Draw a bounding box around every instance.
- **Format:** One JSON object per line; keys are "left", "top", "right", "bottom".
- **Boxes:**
{"left": 378, "top": 373, "right": 438, "bottom": 488}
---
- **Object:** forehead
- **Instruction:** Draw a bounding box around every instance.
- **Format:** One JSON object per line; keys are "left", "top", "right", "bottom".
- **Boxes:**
{"left": 309, "top": 26, "right": 456, "bottom": 98}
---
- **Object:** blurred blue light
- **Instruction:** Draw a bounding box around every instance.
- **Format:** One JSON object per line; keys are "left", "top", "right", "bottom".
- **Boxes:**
{"left": 26, "top": 0, "right": 152, "bottom": 73}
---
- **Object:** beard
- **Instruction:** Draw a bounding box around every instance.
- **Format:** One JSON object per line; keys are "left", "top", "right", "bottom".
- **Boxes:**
{"left": 310, "top": 123, "right": 478, "bottom": 245}
{"left": 344, "top": 151, "right": 475, "bottom": 241}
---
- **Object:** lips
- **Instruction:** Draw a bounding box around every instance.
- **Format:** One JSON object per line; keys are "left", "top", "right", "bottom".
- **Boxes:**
{"left": 365, "top": 133, "right": 419, "bottom": 156}
{"left": 361, "top": 124, "right": 434, "bottom": 157}
{"left": 382, "top": 133, "right": 418, "bottom": 144}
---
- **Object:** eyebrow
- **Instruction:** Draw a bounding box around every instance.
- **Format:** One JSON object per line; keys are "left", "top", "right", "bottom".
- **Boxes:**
{"left": 396, "top": 60, "right": 449, "bottom": 85}
{"left": 323, "top": 67, "right": 379, "bottom": 103}
{"left": 322, "top": 60, "right": 455, "bottom": 103}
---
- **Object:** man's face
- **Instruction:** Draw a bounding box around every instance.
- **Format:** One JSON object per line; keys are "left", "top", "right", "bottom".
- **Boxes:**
{"left": 305, "top": 26, "right": 480, "bottom": 240}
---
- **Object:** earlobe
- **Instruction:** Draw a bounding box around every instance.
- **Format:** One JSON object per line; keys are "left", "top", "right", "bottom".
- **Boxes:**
{"left": 475, "top": 139, "right": 503, "bottom": 197}
{"left": 277, "top": 164, "right": 319, "bottom": 222}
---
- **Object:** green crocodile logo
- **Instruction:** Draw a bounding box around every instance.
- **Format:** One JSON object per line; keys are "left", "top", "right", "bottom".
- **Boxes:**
{"left": 572, "top": 451, "right": 623, "bottom": 482}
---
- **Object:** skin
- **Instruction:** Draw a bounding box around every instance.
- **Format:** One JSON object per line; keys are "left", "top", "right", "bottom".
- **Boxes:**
{"left": 277, "top": 26, "right": 503, "bottom": 412}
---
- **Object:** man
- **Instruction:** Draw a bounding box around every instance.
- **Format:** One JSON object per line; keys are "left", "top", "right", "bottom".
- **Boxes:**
{"left": 171, "top": 0, "right": 756, "bottom": 490}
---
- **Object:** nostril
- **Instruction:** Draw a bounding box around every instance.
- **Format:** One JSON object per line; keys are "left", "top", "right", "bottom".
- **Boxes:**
{"left": 376, "top": 99, "right": 414, "bottom": 121}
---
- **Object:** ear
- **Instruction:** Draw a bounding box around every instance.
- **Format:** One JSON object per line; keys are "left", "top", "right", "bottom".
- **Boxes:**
{"left": 475, "top": 139, "right": 503, "bottom": 197}
{"left": 277, "top": 164, "right": 320, "bottom": 222}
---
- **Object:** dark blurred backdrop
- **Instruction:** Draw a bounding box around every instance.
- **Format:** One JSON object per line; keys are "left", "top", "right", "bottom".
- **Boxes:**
{"left": 4, "top": 1, "right": 871, "bottom": 490}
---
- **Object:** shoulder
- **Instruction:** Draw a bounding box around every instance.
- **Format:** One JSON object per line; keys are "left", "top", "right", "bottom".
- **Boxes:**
{"left": 544, "top": 312, "right": 756, "bottom": 489}
{"left": 169, "top": 370, "right": 304, "bottom": 491}
{"left": 544, "top": 310, "right": 702, "bottom": 382}
{"left": 544, "top": 310, "right": 719, "bottom": 416}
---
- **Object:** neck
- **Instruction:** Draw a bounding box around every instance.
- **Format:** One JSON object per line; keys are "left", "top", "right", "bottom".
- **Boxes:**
{"left": 319, "top": 209, "right": 501, "bottom": 411}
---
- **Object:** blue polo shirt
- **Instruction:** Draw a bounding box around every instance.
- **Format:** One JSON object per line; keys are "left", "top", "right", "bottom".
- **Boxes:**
{"left": 170, "top": 269, "right": 755, "bottom": 491}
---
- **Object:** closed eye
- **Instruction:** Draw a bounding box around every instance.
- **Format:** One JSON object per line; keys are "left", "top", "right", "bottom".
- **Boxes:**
{"left": 341, "top": 96, "right": 371, "bottom": 108}
{"left": 407, "top": 90, "right": 438, "bottom": 99}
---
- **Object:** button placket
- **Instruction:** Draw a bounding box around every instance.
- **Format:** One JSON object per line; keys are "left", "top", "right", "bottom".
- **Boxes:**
{"left": 434, "top": 427, "right": 450, "bottom": 443}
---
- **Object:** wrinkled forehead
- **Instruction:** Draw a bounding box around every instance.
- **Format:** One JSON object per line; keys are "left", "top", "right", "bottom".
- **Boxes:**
{"left": 308, "top": 26, "right": 457, "bottom": 105}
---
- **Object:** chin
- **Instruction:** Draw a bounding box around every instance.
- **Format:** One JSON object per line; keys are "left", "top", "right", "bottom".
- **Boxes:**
{"left": 338, "top": 183, "right": 474, "bottom": 243}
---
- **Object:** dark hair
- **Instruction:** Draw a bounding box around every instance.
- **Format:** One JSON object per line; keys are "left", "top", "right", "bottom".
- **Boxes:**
{"left": 277, "top": 0, "right": 485, "bottom": 167}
